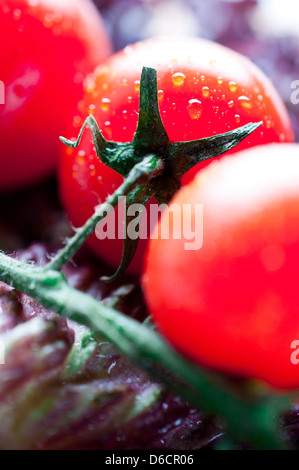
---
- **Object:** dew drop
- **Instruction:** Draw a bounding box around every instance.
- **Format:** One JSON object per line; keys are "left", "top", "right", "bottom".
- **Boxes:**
{"left": 77, "top": 150, "right": 86, "bottom": 165}
{"left": 229, "top": 81, "right": 238, "bottom": 93}
{"left": 86, "top": 81, "right": 96, "bottom": 94}
{"left": 127, "top": 95, "right": 133, "bottom": 104}
{"left": 217, "top": 77, "right": 223, "bottom": 85}
{"left": 100, "top": 98, "right": 111, "bottom": 112}
{"left": 202, "top": 86, "right": 210, "bottom": 98}
{"left": 158, "top": 89, "right": 164, "bottom": 101}
{"left": 235, "top": 114, "right": 241, "bottom": 124}
{"left": 200, "top": 75, "right": 205, "bottom": 82}
{"left": 228, "top": 100, "right": 234, "bottom": 108}
{"left": 238, "top": 96, "right": 253, "bottom": 110}
{"left": 89, "top": 164, "right": 96, "bottom": 176}
{"left": 88, "top": 104, "right": 96, "bottom": 114}
{"left": 134, "top": 80, "right": 140, "bottom": 92}
{"left": 122, "top": 78, "right": 128, "bottom": 87}
{"left": 171, "top": 72, "right": 186, "bottom": 87}
{"left": 187, "top": 99, "right": 202, "bottom": 120}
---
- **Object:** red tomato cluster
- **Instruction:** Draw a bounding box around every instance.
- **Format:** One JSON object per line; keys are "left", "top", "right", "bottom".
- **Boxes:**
{"left": 2, "top": 0, "right": 299, "bottom": 390}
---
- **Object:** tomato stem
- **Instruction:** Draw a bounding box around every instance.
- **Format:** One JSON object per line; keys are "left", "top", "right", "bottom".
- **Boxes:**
{"left": 46, "top": 154, "right": 164, "bottom": 272}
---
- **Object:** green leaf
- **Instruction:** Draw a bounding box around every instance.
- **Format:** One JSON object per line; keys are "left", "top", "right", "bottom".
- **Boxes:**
{"left": 133, "top": 67, "right": 170, "bottom": 156}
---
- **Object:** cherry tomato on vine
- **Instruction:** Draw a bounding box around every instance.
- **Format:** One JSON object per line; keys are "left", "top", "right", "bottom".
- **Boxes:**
{"left": 60, "top": 36, "right": 293, "bottom": 276}
{"left": 143, "top": 143, "right": 299, "bottom": 390}
{"left": 0, "top": 0, "right": 112, "bottom": 190}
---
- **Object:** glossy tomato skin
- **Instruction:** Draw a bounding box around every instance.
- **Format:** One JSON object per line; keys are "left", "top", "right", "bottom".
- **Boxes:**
{"left": 0, "top": 0, "right": 112, "bottom": 190}
{"left": 143, "top": 143, "right": 299, "bottom": 390}
{"left": 60, "top": 37, "right": 293, "bottom": 276}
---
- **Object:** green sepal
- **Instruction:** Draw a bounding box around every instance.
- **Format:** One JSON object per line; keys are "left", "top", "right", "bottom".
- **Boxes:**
{"left": 101, "top": 186, "right": 152, "bottom": 282}
{"left": 60, "top": 67, "right": 263, "bottom": 279}
{"left": 133, "top": 67, "right": 170, "bottom": 157}
{"left": 167, "top": 121, "right": 263, "bottom": 177}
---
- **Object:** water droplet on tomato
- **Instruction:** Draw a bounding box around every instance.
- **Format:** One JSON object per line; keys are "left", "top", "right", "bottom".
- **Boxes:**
{"left": 88, "top": 104, "right": 96, "bottom": 114}
{"left": 158, "top": 90, "right": 164, "bottom": 101}
{"left": 86, "top": 80, "right": 96, "bottom": 94}
{"left": 122, "top": 78, "right": 128, "bottom": 87}
{"left": 89, "top": 164, "right": 96, "bottom": 176}
{"left": 104, "top": 121, "right": 112, "bottom": 139}
{"left": 228, "top": 100, "right": 234, "bottom": 108}
{"left": 134, "top": 80, "right": 140, "bottom": 92}
{"left": 217, "top": 77, "right": 223, "bottom": 85}
{"left": 187, "top": 99, "right": 202, "bottom": 120}
{"left": 229, "top": 81, "right": 238, "bottom": 93}
{"left": 202, "top": 86, "right": 210, "bottom": 98}
{"left": 77, "top": 150, "right": 86, "bottom": 165}
{"left": 171, "top": 72, "right": 186, "bottom": 87}
{"left": 235, "top": 114, "right": 241, "bottom": 124}
{"left": 100, "top": 98, "right": 111, "bottom": 112}
{"left": 238, "top": 96, "right": 253, "bottom": 110}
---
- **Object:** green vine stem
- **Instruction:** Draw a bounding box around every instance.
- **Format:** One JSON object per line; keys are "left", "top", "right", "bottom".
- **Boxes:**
{"left": 46, "top": 154, "right": 164, "bottom": 272}
{"left": 0, "top": 249, "right": 290, "bottom": 450}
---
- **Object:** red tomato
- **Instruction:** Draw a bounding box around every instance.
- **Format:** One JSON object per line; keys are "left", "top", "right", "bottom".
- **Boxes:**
{"left": 0, "top": 0, "right": 112, "bottom": 190}
{"left": 143, "top": 143, "right": 299, "bottom": 390}
{"left": 59, "top": 37, "right": 293, "bottom": 276}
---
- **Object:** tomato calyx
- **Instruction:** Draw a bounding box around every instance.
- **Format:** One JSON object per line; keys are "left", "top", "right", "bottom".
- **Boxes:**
{"left": 61, "top": 67, "right": 262, "bottom": 280}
